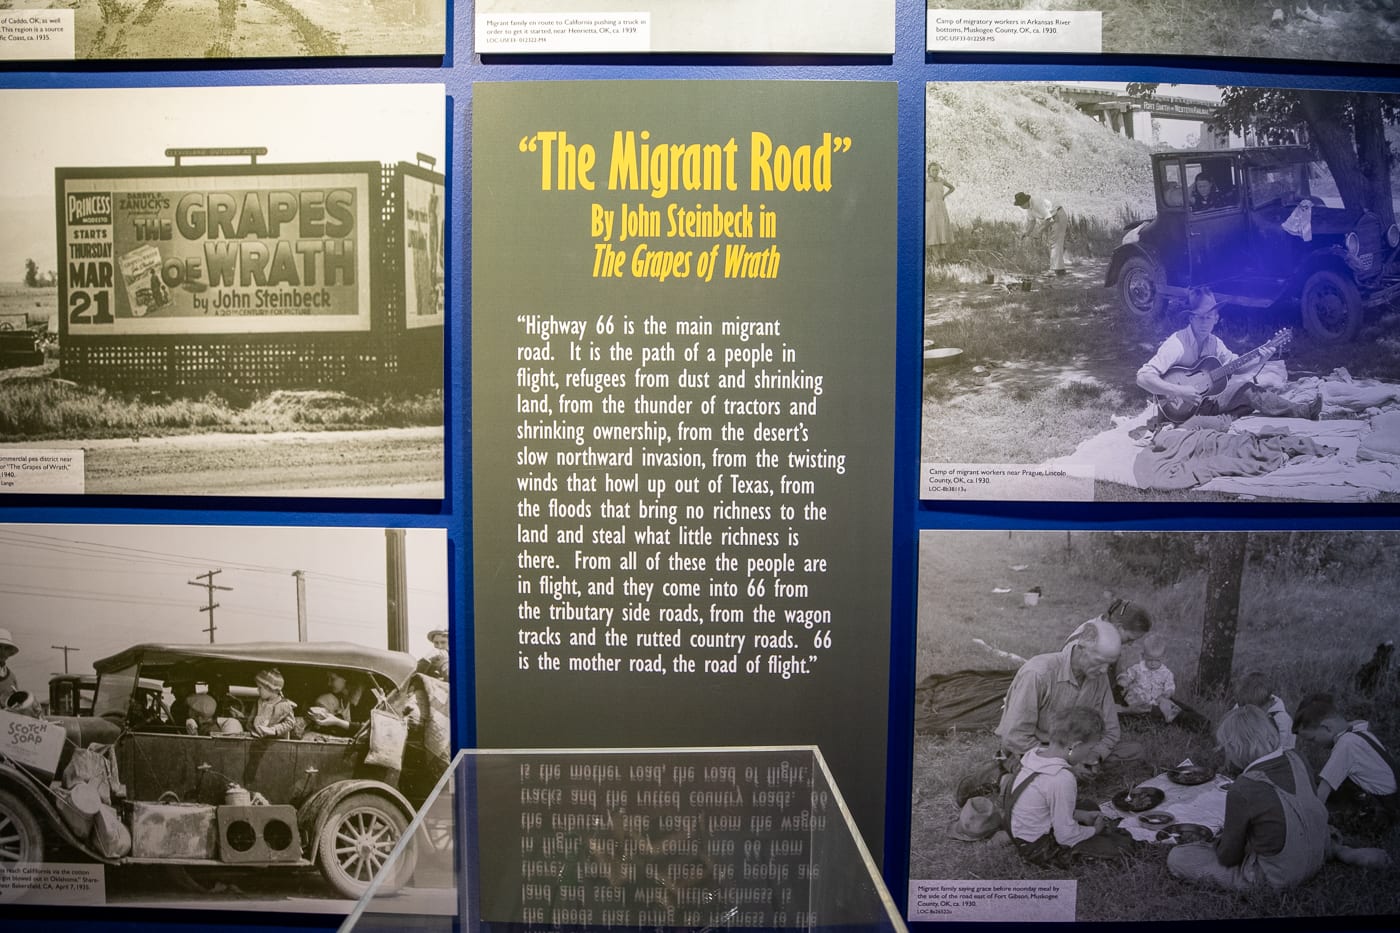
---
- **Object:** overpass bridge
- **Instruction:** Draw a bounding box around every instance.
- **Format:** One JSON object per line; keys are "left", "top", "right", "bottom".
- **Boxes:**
{"left": 1047, "top": 85, "right": 1232, "bottom": 148}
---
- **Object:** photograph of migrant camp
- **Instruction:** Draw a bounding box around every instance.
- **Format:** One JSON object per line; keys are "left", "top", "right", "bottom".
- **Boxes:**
{"left": 910, "top": 529, "right": 1400, "bottom": 922}
{"left": 0, "top": 85, "right": 445, "bottom": 498}
{"left": 921, "top": 82, "right": 1400, "bottom": 502}
{"left": 0, "top": 524, "right": 450, "bottom": 911}
{"left": 925, "top": 1, "right": 1400, "bottom": 65}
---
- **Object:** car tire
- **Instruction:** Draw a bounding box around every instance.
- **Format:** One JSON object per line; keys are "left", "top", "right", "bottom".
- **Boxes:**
{"left": 0, "top": 788, "right": 45, "bottom": 903}
{"left": 1118, "top": 255, "right": 1166, "bottom": 319}
{"left": 1300, "top": 268, "right": 1363, "bottom": 342}
{"left": 316, "top": 793, "right": 415, "bottom": 900}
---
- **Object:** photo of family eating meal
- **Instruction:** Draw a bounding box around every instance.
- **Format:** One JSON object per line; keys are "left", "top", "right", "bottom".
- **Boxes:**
{"left": 909, "top": 530, "right": 1399, "bottom": 922}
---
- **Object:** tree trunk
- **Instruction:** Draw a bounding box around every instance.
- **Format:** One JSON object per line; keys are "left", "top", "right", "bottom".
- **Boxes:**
{"left": 1197, "top": 534, "right": 1248, "bottom": 698}
{"left": 1297, "top": 91, "right": 1369, "bottom": 213}
{"left": 1352, "top": 92, "right": 1396, "bottom": 228}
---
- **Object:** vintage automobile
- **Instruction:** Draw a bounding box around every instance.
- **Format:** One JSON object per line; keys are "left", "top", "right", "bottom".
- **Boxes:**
{"left": 46, "top": 673, "right": 167, "bottom": 719}
{"left": 0, "top": 330, "right": 43, "bottom": 369}
{"left": 0, "top": 641, "right": 448, "bottom": 899}
{"left": 1106, "top": 146, "right": 1400, "bottom": 341}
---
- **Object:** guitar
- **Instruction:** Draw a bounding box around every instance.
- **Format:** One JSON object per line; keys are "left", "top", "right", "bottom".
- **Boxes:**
{"left": 1155, "top": 328, "right": 1293, "bottom": 424}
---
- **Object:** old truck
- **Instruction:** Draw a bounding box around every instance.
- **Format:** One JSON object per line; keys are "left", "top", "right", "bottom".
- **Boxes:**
{"left": 1106, "top": 146, "right": 1400, "bottom": 341}
{"left": 0, "top": 641, "right": 448, "bottom": 900}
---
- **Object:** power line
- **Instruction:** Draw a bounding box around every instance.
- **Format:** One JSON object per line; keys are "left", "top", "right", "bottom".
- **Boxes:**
{"left": 189, "top": 569, "right": 233, "bottom": 643}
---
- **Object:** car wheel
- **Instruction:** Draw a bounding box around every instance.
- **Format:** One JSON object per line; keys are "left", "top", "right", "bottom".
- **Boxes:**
{"left": 316, "top": 793, "right": 415, "bottom": 900}
{"left": 0, "top": 788, "right": 45, "bottom": 903}
{"left": 1118, "top": 255, "right": 1166, "bottom": 319}
{"left": 1300, "top": 268, "right": 1362, "bottom": 342}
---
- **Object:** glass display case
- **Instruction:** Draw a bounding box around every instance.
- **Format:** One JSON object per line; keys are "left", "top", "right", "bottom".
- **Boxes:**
{"left": 338, "top": 746, "right": 905, "bottom": 933}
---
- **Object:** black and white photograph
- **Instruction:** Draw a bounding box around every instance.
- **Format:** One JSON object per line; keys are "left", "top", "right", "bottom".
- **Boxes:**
{"left": 0, "top": 523, "right": 451, "bottom": 911}
{"left": 0, "top": 0, "right": 444, "bottom": 60}
{"left": 474, "top": 0, "right": 894, "bottom": 54}
{"left": 0, "top": 85, "right": 445, "bottom": 498}
{"left": 925, "top": 1, "right": 1400, "bottom": 64}
{"left": 909, "top": 529, "right": 1400, "bottom": 923}
{"left": 921, "top": 82, "right": 1400, "bottom": 502}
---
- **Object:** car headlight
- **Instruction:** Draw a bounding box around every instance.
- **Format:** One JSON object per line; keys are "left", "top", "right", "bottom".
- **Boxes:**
{"left": 1345, "top": 232, "right": 1361, "bottom": 256}
{"left": 1388, "top": 224, "right": 1400, "bottom": 249}
{"left": 1122, "top": 226, "right": 1140, "bottom": 246}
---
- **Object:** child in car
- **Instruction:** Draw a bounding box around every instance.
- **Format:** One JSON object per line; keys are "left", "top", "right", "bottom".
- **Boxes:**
{"left": 251, "top": 668, "right": 297, "bottom": 738}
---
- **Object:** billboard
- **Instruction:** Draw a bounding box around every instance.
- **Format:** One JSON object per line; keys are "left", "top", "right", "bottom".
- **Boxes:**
{"left": 58, "top": 166, "right": 377, "bottom": 337}
{"left": 401, "top": 167, "right": 445, "bottom": 330}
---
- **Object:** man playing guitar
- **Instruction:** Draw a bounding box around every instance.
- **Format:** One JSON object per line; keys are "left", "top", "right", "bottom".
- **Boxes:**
{"left": 1136, "top": 289, "right": 1321, "bottom": 423}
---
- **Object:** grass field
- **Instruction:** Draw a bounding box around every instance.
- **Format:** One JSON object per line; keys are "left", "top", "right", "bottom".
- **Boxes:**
{"left": 0, "top": 283, "right": 442, "bottom": 440}
{"left": 0, "top": 281, "right": 57, "bottom": 328}
{"left": 0, "top": 379, "right": 443, "bottom": 440}
{"left": 911, "top": 530, "right": 1400, "bottom": 921}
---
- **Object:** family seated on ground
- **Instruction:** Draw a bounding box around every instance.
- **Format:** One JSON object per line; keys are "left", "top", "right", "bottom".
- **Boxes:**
{"left": 959, "top": 597, "right": 1396, "bottom": 888}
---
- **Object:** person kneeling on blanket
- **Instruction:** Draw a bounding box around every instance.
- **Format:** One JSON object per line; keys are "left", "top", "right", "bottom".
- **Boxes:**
{"left": 1168, "top": 706, "right": 1388, "bottom": 890}
{"left": 1006, "top": 707, "right": 1135, "bottom": 867}
{"left": 1136, "top": 289, "right": 1321, "bottom": 423}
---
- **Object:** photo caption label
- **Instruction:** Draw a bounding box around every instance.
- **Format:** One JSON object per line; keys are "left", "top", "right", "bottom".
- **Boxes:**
{"left": 0, "top": 864, "right": 106, "bottom": 905}
{"left": 476, "top": 11, "right": 651, "bottom": 52}
{"left": 926, "top": 9, "right": 1101, "bottom": 53}
{"left": 0, "top": 10, "right": 74, "bottom": 60}
{"left": 921, "top": 462, "right": 1093, "bottom": 500}
{"left": 0, "top": 450, "right": 85, "bottom": 494}
{"left": 909, "top": 879, "right": 1075, "bottom": 922}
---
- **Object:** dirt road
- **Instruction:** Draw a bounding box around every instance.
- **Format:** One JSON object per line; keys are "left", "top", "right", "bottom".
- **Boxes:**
{"left": 2, "top": 426, "right": 444, "bottom": 496}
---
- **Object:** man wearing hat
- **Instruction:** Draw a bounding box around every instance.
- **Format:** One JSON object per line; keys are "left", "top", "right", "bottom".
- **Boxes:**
{"left": 251, "top": 668, "right": 297, "bottom": 738}
{"left": 418, "top": 629, "right": 449, "bottom": 680}
{"left": 1136, "top": 288, "right": 1320, "bottom": 421}
{"left": 1013, "top": 191, "right": 1068, "bottom": 275}
{"left": 0, "top": 628, "right": 19, "bottom": 708}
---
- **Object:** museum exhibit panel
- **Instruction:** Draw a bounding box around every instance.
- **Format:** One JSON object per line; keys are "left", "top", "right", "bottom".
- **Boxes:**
{"left": 0, "top": 0, "right": 1397, "bottom": 931}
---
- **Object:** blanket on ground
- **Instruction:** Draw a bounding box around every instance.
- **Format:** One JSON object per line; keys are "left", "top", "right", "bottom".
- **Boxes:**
{"left": 1045, "top": 372, "right": 1400, "bottom": 501}
{"left": 1133, "top": 424, "right": 1333, "bottom": 490}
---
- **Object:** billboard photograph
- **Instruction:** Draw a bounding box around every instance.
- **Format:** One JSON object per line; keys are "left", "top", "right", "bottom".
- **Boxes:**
{"left": 0, "top": 85, "right": 446, "bottom": 498}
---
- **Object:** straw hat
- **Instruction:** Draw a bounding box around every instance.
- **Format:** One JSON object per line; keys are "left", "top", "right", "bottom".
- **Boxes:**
{"left": 0, "top": 628, "right": 18, "bottom": 659}
{"left": 948, "top": 796, "right": 1002, "bottom": 842}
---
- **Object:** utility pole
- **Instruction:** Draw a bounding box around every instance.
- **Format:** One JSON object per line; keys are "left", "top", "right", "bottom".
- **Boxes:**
{"left": 292, "top": 570, "right": 308, "bottom": 643}
{"left": 51, "top": 644, "right": 79, "bottom": 673}
{"left": 385, "top": 529, "right": 408, "bottom": 652}
{"left": 189, "top": 569, "right": 232, "bottom": 643}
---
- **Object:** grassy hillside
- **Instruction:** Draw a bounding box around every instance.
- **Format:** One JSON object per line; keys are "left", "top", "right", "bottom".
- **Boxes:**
{"left": 925, "top": 82, "right": 1155, "bottom": 226}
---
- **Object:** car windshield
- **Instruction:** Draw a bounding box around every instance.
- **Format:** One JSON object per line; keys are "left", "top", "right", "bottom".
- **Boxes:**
{"left": 93, "top": 663, "right": 138, "bottom": 719}
{"left": 1247, "top": 161, "right": 1311, "bottom": 210}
